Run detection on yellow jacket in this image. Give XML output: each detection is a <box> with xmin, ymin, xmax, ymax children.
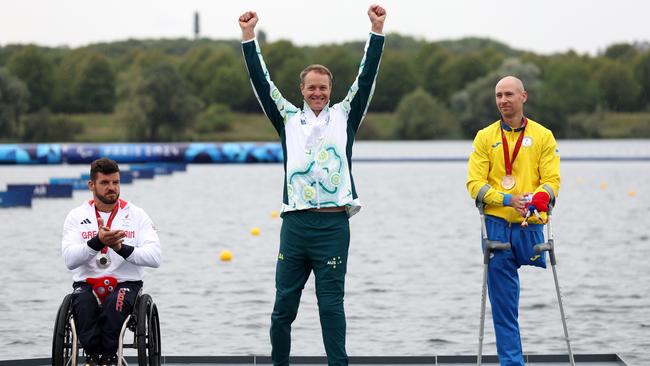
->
<box><xmin>466</xmin><ymin>118</ymin><xmax>560</xmax><ymax>224</ymax></box>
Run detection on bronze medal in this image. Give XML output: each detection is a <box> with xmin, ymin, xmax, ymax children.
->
<box><xmin>500</xmin><ymin>118</ymin><xmax>527</xmax><ymax>191</ymax></box>
<box><xmin>501</xmin><ymin>175</ymin><xmax>516</xmax><ymax>190</ymax></box>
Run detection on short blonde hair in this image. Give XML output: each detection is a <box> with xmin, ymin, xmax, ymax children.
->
<box><xmin>300</xmin><ymin>64</ymin><xmax>333</xmax><ymax>86</ymax></box>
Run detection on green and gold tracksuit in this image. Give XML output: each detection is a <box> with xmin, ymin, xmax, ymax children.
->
<box><xmin>273</xmin><ymin>210</ymin><xmax>350</xmax><ymax>365</ymax></box>
<box><xmin>242</xmin><ymin>32</ymin><xmax>384</xmax><ymax>366</ymax></box>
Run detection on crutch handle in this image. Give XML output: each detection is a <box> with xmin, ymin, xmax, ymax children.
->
<box><xmin>486</xmin><ymin>241</ymin><xmax>511</xmax><ymax>251</ymax></box>
<box><xmin>482</xmin><ymin>240</ymin><xmax>511</xmax><ymax>264</ymax></box>
<box><xmin>534</xmin><ymin>239</ymin><xmax>558</xmax><ymax>265</ymax></box>
<box><xmin>534</xmin><ymin>243</ymin><xmax>552</xmax><ymax>253</ymax></box>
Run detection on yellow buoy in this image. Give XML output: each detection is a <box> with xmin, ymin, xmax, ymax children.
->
<box><xmin>628</xmin><ymin>190</ymin><xmax>636</xmax><ymax>197</ymax></box>
<box><xmin>270</xmin><ymin>210</ymin><xmax>279</xmax><ymax>218</ymax></box>
<box><xmin>219</xmin><ymin>250</ymin><xmax>233</xmax><ymax>262</ymax></box>
<box><xmin>250</xmin><ymin>227</ymin><xmax>261</xmax><ymax>236</ymax></box>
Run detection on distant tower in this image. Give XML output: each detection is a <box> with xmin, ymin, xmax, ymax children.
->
<box><xmin>194</xmin><ymin>11</ymin><xmax>200</xmax><ymax>40</ymax></box>
<box><xmin>258</xmin><ymin>29</ymin><xmax>267</xmax><ymax>45</ymax></box>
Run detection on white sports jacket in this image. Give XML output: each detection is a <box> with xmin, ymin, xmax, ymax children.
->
<box><xmin>242</xmin><ymin>33</ymin><xmax>385</xmax><ymax>217</ymax></box>
<box><xmin>61</xmin><ymin>199</ymin><xmax>161</xmax><ymax>282</ymax></box>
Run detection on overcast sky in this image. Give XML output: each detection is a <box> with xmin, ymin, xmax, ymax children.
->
<box><xmin>1</xmin><ymin>0</ymin><xmax>647</xmax><ymax>55</ymax></box>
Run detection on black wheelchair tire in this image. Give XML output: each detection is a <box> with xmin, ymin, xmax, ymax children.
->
<box><xmin>136</xmin><ymin>294</ymin><xmax>161</xmax><ymax>366</ymax></box>
<box><xmin>149</xmin><ymin>303</ymin><xmax>161</xmax><ymax>365</ymax></box>
<box><xmin>52</xmin><ymin>293</ymin><xmax>76</xmax><ymax>366</ymax></box>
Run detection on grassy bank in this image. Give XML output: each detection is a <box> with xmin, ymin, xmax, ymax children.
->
<box><xmin>6</xmin><ymin>110</ymin><xmax>650</xmax><ymax>143</ymax></box>
<box><xmin>568</xmin><ymin>111</ymin><xmax>650</xmax><ymax>138</ymax></box>
<box><xmin>67</xmin><ymin>112</ymin><xmax>402</xmax><ymax>142</ymax></box>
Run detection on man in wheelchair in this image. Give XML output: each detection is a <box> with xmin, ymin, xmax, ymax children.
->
<box><xmin>61</xmin><ymin>158</ymin><xmax>162</xmax><ymax>366</ymax></box>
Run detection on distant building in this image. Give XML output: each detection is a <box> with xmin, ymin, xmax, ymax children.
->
<box><xmin>194</xmin><ymin>11</ymin><xmax>200</xmax><ymax>40</ymax></box>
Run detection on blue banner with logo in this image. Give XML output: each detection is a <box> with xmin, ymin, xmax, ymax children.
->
<box><xmin>0</xmin><ymin>143</ymin><xmax>284</xmax><ymax>164</ymax></box>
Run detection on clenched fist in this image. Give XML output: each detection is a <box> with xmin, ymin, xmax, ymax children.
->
<box><xmin>368</xmin><ymin>4</ymin><xmax>386</xmax><ymax>34</ymax></box>
<box><xmin>239</xmin><ymin>11</ymin><xmax>258</xmax><ymax>41</ymax></box>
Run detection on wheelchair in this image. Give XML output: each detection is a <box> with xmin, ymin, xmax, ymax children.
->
<box><xmin>52</xmin><ymin>290</ymin><xmax>161</xmax><ymax>366</ymax></box>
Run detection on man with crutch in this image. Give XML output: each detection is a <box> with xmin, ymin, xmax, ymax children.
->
<box><xmin>467</xmin><ymin>76</ymin><xmax>571</xmax><ymax>366</ymax></box>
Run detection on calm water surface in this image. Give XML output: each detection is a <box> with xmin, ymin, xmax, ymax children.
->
<box><xmin>0</xmin><ymin>141</ymin><xmax>648</xmax><ymax>364</ymax></box>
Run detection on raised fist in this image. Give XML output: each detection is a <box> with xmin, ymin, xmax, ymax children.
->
<box><xmin>239</xmin><ymin>11</ymin><xmax>258</xmax><ymax>30</ymax></box>
<box><xmin>368</xmin><ymin>4</ymin><xmax>387</xmax><ymax>33</ymax></box>
<box><xmin>239</xmin><ymin>11</ymin><xmax>258</xmax><ymax>41</ymax></box>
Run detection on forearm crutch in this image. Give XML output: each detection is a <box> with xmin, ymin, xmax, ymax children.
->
<box><xmin>532</xmin><ymin>185</ymin><xmax>576</xmax><ymax>366</ymax></box>
<box><xmin>475</xmin><ymin>185</ymin><xmax>511</xmax><ymax>366</ymax></box>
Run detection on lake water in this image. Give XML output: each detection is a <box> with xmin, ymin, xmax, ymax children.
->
<box><xmin>0</xmin><ymin>140</ymin><xmax>648</xmax><ymax>365</ymax></box>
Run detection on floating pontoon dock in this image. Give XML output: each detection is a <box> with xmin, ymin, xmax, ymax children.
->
<box><xmin>0</xmin><ymin>354</ymin><xmax>629</xmax><ymax>365</ymax></box>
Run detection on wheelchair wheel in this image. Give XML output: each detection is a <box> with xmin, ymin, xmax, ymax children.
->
<box><xmin>136</xmin><ymin>294</ymin><xmax>161</xmax><ymax>366</ymax></box>
<box><xmin>52</xmin><ymin>294</ymin><xmax>78</xmax><ymax>366</ymax></box>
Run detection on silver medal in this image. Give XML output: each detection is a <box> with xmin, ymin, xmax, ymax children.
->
<box><xmin>96</xmin><ymin>252</ymin><xmax>111</xmax><ymax>268</ymax></box>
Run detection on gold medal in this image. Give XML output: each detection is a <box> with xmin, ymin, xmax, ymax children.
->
<box><xmin>501</xmin><ymin>175</ymin><xmax>516</xmax><ymax>190</ymax></box>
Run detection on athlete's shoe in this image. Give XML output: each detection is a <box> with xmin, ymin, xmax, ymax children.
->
<box><xmin>83</xmin><ymin>354</ymin><xmax>100</xmax><ymax>366</ymax></box>
<box><xmin>99</xmin><ymin>354</ymin><xmax>118</xmax><ymax>366</ymax></box>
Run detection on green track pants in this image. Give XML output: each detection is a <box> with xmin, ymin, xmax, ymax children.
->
<box><xmin>271</xmin><ymin>210</ymin><xmax>350</xmax><ymax>366</ymax></box>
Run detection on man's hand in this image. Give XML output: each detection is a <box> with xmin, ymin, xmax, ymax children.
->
<box><xmin>239</xmin><ymin>11</ymin><xmax>258</xmax><ymax>41</ymax></box>
<box><xmin>508</xmin><ymin>194</ymin><xmax>530</xmax><ymax>216</ymax></box>
<box><xmin>368</xmin><ymin>4</ymin><xmax>386</xmax><ymax>34</ymax></box>
<box><xmin>97</xmin><ymin>216</ymin><xmax>126</xmax><ymax>251</ymax></box>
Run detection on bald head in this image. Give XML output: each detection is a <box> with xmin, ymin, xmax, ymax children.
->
<box><xmin>496</xmin><ymin>76</ymin><xmax>525</xmax><ymax>93</ymax></box>
<box><xmin>495</xmin><ymin>75</ymin><xmax>527</xmax><ymax>124</ymax></box>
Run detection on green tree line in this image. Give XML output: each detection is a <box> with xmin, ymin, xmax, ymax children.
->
<box><xmin>1</xmin><ymin>34</ymin><xmax>649</xmax><ymax>142</ymax></box>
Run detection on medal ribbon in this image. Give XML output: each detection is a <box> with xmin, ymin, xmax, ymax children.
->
<box><xmin>500</xmin><ymin>117</ymin><xmax>527</xmax><ymax>176</ymax></box>
<box><xmin>94</xmin><ymin>203</ymin><xmax>119</xmax><ymax>254</ymax></box>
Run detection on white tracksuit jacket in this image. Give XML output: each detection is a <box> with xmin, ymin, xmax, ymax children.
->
<box><xmin>61</xmin><ymin>199</ymin><xmax>161</xmax><ymax>282</ymax></box>
<box><xmin>242</xmin><ymin>33</ymin><xmax>385</xmax><ymax>217</ymax></box>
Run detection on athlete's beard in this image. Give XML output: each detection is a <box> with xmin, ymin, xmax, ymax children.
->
<box><xmin>95</xmin><ymin>189</ymin><xmax>119</xmax><ymax>205</ymax></box>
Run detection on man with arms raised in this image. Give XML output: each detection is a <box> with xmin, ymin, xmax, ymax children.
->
<box><xmin>239</xmin><ymin>5</ymin><xmax>385</xmax><ymax>366</ymax></box>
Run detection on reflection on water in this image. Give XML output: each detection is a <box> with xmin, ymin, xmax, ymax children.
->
<box><xmin>0</xmin><ymin>141</ymin><xmax>648</xmax><ymax>365</ymax></box>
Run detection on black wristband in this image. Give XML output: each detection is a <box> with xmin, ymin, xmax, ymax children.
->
<box><xmin>87</xmin><ymin>235</ymin><xmax>105</xmax><ymax>251</ymax></box>
<box><xmin>116</xmin><ymin>244</ymin><xmax>134</xmax><ymax>259</ymax></box>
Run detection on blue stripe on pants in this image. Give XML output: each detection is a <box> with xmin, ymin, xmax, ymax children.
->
<box><xmin>485</xmin><ymin>215</ymin><xmax>544</xmax><ymax>366</ymax></box>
